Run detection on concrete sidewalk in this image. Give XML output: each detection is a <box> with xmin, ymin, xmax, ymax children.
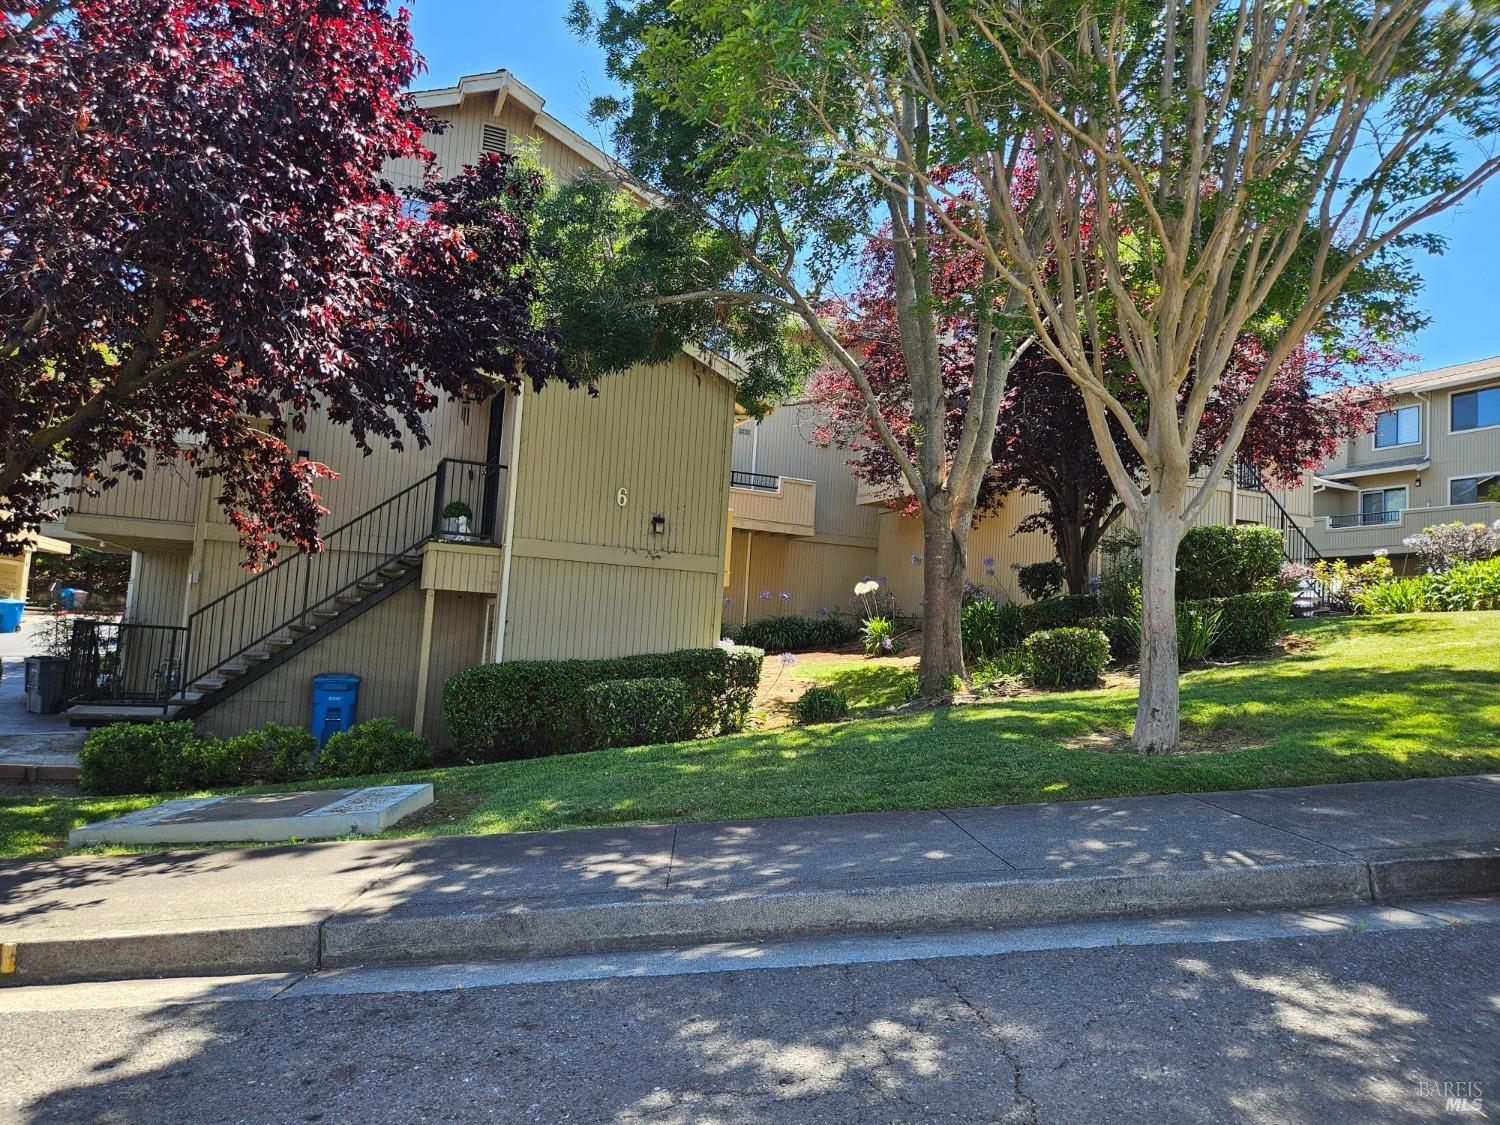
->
<box><xmin>3</xmin><ymin>774</ymin><xmax>1498</xmax><ymax>985</ymax></box>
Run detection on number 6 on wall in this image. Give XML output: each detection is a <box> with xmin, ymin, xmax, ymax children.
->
<box><xmin>616</xmin><ymin>486</ymin><xmax>629</xmax><ymax>508</ymax></box>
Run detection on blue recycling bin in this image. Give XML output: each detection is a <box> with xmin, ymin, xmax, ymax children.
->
<box><xmin>57</xmin><ymin>588</ymin><xmax>77</xmax><ymax>609</ymax></box>
<box><xmin>311</xmin><ymin>673</ymin><xmax>361</xmax><ymax>747</ymax></box>
<box><xmin>0</xmin><ymin>599</ymin><xmax>23</xmax><ymax>633</ymax></box>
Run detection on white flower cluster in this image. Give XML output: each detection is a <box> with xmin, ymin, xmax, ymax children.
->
<box><xmin>853</xmin><ymin>579</ymin><xmax>881</xmax><ymax>596</ymax></box>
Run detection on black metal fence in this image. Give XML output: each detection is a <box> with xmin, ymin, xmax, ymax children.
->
<box><xmin>730</xmin><ymin>470</ymin><xmax>780</xmax><ymax>492</ymax></box>
<box><xmin>1327</xmin><ymin>510</ymin><xmax>1402</xmax><ymax>529</ymax></box>
<box><xmin>65</xmin><ymin>619</ymin><xmax>188</xmax><ymax>706</ymax></box>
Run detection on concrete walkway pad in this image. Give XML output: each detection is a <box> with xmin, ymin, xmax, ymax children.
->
<box><xmin>67</xmin><ymin>784</ymin><xmax>433</xmax><ymax>846</ymax></box>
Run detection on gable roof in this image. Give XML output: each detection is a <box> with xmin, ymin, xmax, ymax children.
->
<box><xmin>1378</xmin><ymin>355</ymin><xmax>1500</xmax><ymax>396</ymax></box>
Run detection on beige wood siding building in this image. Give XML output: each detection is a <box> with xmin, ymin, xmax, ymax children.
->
<box><xmin>1308</xmin><ymin>357</ymin><xmax>1500</xmax><ymax>564</ymax></box>
<box><xmin>57</xmin><ymin>70</ymin><xmax>743</xmax><ymax>746</ymax></box>
<box><xmin>724</xmin><ymin>400</ymin><xmax>880</xmax><ymax>625</ymax></box>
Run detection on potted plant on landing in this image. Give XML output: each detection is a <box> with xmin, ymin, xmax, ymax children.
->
<box><xmin>440</xmin><ymin>500</ymin><xmax>473</xmax><ymax>538</ymax></box>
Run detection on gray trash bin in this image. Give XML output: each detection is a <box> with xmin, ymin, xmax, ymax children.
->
<box><xmin>24</xmin><ymin>656</ymin><xmax>69</xmax><ymax>714</ymax></box>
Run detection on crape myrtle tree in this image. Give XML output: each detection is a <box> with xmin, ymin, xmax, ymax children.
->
<box><xmin>569</xmin><ymin>0</ymin><xmax>1058</xmax><ymax>697</ymax></box>
<box><xmin>1</xmin><ymin>0</ymin><xmax>574</xmax><ymax>563</ymax></box>
<box><xmin>954</xmin><ymin>0</ymin><xmax>1500</xmax><ymax>750</ymax></box>
<box><xmin>810</xmin><ymin>231</ymin><xmax>1398</xmax><ymax>594</ymax></box>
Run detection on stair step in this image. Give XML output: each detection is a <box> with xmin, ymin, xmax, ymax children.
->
<box><xmin>193</xmin><ymin>676</ymin><xmax>228</xmax><ymax>692</ymax></box>
<box><xmin>335</xmin><ymin>592</ymin><xmax>364</xmax><ymax>607</ymax></box>
<box><xmin>169</xmin><ymin>691</ymin><xmax>205</xmax><ymax>705</ymax></box>
<box><xmin>378</xmin><ymin>566</ymin><xmax>405</xmax><ymax>579</ymax></box>
<box><xmin>400</xmin><ymin>554</ymin><xmax>422</xmax><ymax>566</ymax></box>
<box><xmin>312</xmin><ymin>607</ymin><xmax>340</xmax><ymax>621</ymax></box>
<box><xmin>243</xmin><ymin>650</ymin><xmax>270</xmax><ymax>664</ymax></box>
<box><xmin>220</xmin><ymin>663</ymin><xmax>249</xmax><ymax>677</ymax></box>
<box><xmin>266</xmin><ymin>635</ymin><xmax>295</xmax><ymax>649</ymax></box>
<box><xmin>357</xmin><ymin>580</ymin><xmax>383</xmax><ymax>593</ymax></box>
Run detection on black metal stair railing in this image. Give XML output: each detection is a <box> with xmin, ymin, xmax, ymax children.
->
<box><xmin>180</xmin><ymin>458</ymin><xmax>503</xmax><ymax>703</ymax></box>
<box><xmin>1231</xmin><ymin>461</ymin><xmax>1330</xmax><ymax>606</ymax></box>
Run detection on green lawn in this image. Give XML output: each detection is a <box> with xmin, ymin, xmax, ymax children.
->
<box><xmin>797</xmin><ymin>658</ymin><xmax>918</xmax><ymax>710</ymax></box>
<box><xmin>4</xmin><ymin>612</ymin><xmax>1499</xmax><ymax>860</ymax></box>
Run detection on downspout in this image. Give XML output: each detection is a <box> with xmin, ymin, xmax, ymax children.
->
<box><xmin>1414</xmin><ymin>389</ymin><xmax>1432</xmax><ymax>508</ymax></box>
<box><xmin>741</xmin><ymin>530</ymin><xmax>753</xmax><ymax>627</ymax></box>
<box><xmin>490</xmin><ymin>389</ymin><xmax>525</xmax><ymax>663</ymax></box>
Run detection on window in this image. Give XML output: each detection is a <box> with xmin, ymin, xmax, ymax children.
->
<box><xmin>1373</xmin><ymin>405</ymin><xmax>1420</xmax><ymax>448</ymax></box>
<box><xmin>1360</xmin><ymin>487</ymin><xmax>1408</xmax><ymax>524</ymax></box>
<box><xmin>1451</xmin><ymin>385</ymin><xmax>1500</xmax><ymax>433</ymax></box>
<box><xmin>481</xmin><ymin>125</ymin><xmax>510</xmax><ymax>155</ymax></box>
<box><xmin>1450</xmin><ymin>473</ymin><xmax>1500</xmax><ymax>505</ymax></box>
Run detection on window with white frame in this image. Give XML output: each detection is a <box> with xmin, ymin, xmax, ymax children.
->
<box><xmin>1451</xmin><ymin>385</ymin><xmax>1500</xmax><ymax>433</ymax></box>
<box><xmin>1450</xmin><ymin>473</ymin><xmax>1500</xmax><ymax>505</ymax></box>
<box><xmin>1373</xmin><ymin>405</ymin><xmax>1420</xmax><ymax>449</ymax></box>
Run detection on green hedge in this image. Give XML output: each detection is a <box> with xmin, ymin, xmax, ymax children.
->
<box><xmin>1079</xmin><ymin>614</ymin><xmax>1140</xmax><ymax>663</ymax></box>
<box><xmin>1182</xmin><ymin>591</ymin><xmax>1293</xmax><ymax>658</ymax></box>
<box><xmin>1176</xmin><ymin>525</ymin><xmax>1284</xmax><ymax>599</ymax></box>
<box><xmin>443</xmin><ymin>645</ymin><xmax>764</xmax><ymax>762</ymax></box>
<box><xmin>792</xmin><ymin>685</ymin><xmax>851</xmax><ymax>725</ymax></box>
<box><xmin>316</xmin><ymin>717</ymin><xmax>432</xmax><ymax>778</ymax></box>
<box><xmin>78</xmin><ymin>717</ymin><xmax>427</xmax><ymax>795</ymax></box>
<box><xmin>729</xmin><ymin>614</ymin><xmax>857</xmax><ymax>652</ymax></box>
<box><xmin>79</xmin><ymin>721</ymin><xmax>230</xmax><ymax>795</ymax></box>
<box><xmin>1017</xmin><ymin>561</ymin><xmax>1065</xmax><ymax>602</ymax></box>
<box><xmin>1019</xmin><ymin>627</ymin><xmax>1111</xmax><ymax>689</ymax></box>
<box><xmin>1019</xmin><ymin>594</ymin><xmax>1101</xmax><ymax>634</ymax></box>
<box><xmin>581</xmin><ymin>677</ymin><xmax>693</xmax><ymax>749</ymax></box>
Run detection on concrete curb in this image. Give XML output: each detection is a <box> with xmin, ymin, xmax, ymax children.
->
<box><xmin>10</xmin><ymin>849</ymin><xmax>1499</xmax><ymax>986</ymax></box>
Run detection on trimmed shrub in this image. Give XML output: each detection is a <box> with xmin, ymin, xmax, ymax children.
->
<box><xmin>315</xmin><ymin>717</ymin><xmax>431</xmax><ymax>779</ymax></box>
<box><xmin>1019</xmin><ymin>627</ymin><xmax>1110</xmax><ymax>689</ymax></box>
<box><xmin>1079</xmin><ymin>614</ymin><xmax>1140</xmax><ymax>663</ymax></box>
<box><xmin>1019</xmin><ymin>594</ymin><xmax>1100</xmax><ymax>634</ymax></box>
<box><xmin>1182</xmin><ymin>591</ymin><xmax>1294</xmax><ymax>658</ymax></box>
<box><xmin>220</xmin><ymin>722</ymin><xmax>319</xmax><ymax>782</ymax></box>
<box><xmin>1176</xmin><ymin>525</ymin><xmax>1284</xmax><ymax>599</ymax></box>
<box><xmin>1424</xmin><ymin>555</ymin><xmax>1500</xmax><ymax>611</ymax></box>
<box><xmin>792</xmin><ymin>685</ymin><xmax>851</xmax><ymax>725</ymax></box>
<box><xmin>1016</xmin><ymin>561</ymin><xmax>1065</xmax><ymax>602</ymax></box>
<box><xmin>79</xmin><ymin>721</ymin><xmax>233</xmax><ymax>795</ymax></box>
<box><xmin>443</xmin><ymin>645</ymin><xmax>764</xmax><ymax>762</ymax></box>
<box><xmin>730</xmin><ymin>614</ymin><xmax>857</xmax><ymax>652</ymax></box>
<box><xmin>961</xmin><ymin>597</ymin><xmax>1024</xmax><ymax>661</ymax></box>
<box><xmin>581</xmin><ymin>677</ymin><xmax>692</xmax><ymax>749</ymax></box>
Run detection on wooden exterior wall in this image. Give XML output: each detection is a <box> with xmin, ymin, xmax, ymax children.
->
<box><xmin>502</xmin><ymin>352</ymin><xmax>737</xmax><ymax>661</ymax></box>
<box><xmin>724</xmin><ymin>400</ymin><xmax>880</xmax><ymax>624</ymax></box>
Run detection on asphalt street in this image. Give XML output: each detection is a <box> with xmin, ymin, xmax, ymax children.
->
<box><xmin>3</xmin><ymin>907</ymin><xmax>1497</xmax><ymax>1124</ymax></box>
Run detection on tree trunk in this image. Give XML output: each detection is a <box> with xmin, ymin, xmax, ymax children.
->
<box><xmin>1133</xmin><ymin>497</ymin><xmax>1186</xmax><ymax>753</ymax></box>
<box><xmin>916</xmin><ymin>504</ymin><xmax>968</xmax><ymax>697</ymax></box>
<box><xmin>1058</xmin><ymin>522</ymin><xmax>1090</xmax><ymax>595</ymax></box>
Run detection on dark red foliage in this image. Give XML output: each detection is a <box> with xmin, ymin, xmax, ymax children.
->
<box><xmin>1</xmin><ymin>0</ymin><xmax>572</xmax><ymax>562</ymax></box>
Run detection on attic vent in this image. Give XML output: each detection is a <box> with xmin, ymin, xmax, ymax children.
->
<box><xmin>481</xmin><ymin>125</ymin><xmax>510</xmax><ymax>154</ymax></box>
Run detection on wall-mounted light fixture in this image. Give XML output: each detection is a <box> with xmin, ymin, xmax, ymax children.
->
<box><xmin>1414</xmin><ymin>477</ymin><xmax>1422</xmax><ymax>488</ymax></box>
<box><xmin>650</xmin><ymin>513</ymin><xmax>667</xmax><ymax>535</ymax></box>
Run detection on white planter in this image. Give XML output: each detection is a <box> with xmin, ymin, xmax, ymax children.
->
<box><xmin>441</xmin><ymin>516</ymin><xmax>471</xmax><ymax>536</ymax></box>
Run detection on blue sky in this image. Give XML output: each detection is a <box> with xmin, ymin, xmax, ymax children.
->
<box><xmin>407</xmin><ymin>0</ymin><xmax>1499</xmax><ymax>373</ymax></box>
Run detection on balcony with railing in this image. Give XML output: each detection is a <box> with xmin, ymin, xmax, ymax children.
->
<box><xmin>729</xmin><ymin>472</ymin><xmax>816</xmax><ymax>537</ymax></box>
<box><xmin>1306</xmin><ymin>502</ymin><xmax>1500</xmax><ymax>557</ymax></box>
<box><xmin>65</xmin><ymin>457</ymin><xmax>202</xmax><ymax>547</ymax></box>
